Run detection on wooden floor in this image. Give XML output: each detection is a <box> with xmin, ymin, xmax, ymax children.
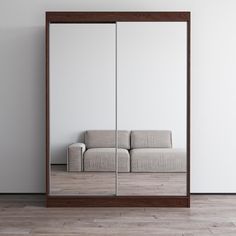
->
<box><xmin>0</xmin><ymin>195</ymin><xmax>236</xmax><ymax>235</ymax></box>
<box><xmin>50</xmin><ymin>165</ymin><xmax>186</xmax><ymax>196</ymax></box>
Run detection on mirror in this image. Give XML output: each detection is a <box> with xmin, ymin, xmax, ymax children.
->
<box><xmin>117</xmin><ymin>22</ymin><xmax>187</xmax><ymax>196</ymax></box>
<box><xmin>48</xmin><ymin>21</ymin><xmax>188</xmax><ymax>197</ymax></box>
<box><xmin>49</xmin><ymin>24</ymin><xmax>116</xmax><ymax>195</ymax></box>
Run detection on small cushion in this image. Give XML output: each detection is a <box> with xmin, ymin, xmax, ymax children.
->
<box><xmin>84</xmin><ymin>148</ymin><xmax>130</xmax><ymax>172</ymax></box>
<box><xmin>131</xmin><ymin>130</ymin><xmax>172</xmax><ymax>149</ymax></box>
<box><xmin>85</xmin><ymin>130</ymin><xmax>130</xmax><ymax>149</ymax></box>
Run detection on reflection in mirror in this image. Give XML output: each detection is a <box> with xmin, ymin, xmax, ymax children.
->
<box><xmin>49</xmin><ymin>21</ymin><xmax>187</xmax><ymax>197</ymax></box>
<box><xmin>117</xmin><ymin>22</ymin><xmax>187</xmax><ymax>196</ymax></box>
<box><xmin>49</xmin><ymin>24</ymin><xmax>116</xmax><ymax>195</ymax></box>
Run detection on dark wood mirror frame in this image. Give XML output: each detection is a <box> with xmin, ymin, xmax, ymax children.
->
<box><xmin>46</xmin><ymin>11</ymin><xmax>191</xmax><ymax>207</ymax></box>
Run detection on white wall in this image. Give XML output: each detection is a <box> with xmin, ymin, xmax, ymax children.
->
<box><xmin>117</xmin><ymin>22</ymin><xmax>186</xmax><ymax>149</ymax></box>
<box><xmin>50</xmin><ymin>24</ymin><xmax>115</xmax><ymax>163</ymax></box>
<box><xmin>50</xmin><ymin>22</ymin><xmax>186</xmax><ymax>165</ymax></box>
<box><xmin>1</xmin><ymin>0</ymin><xmax>236</xmax><ymax>193</ymax></box>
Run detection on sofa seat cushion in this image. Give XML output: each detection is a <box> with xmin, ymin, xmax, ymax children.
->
<box><xmin>84</xmin><ymin>148</ymin><xmax>130</xmax><ymax>172</ymax></box>
<box><xmin>131</xmin><ymin>130</ymin><xmax>172</xmax><ymax>149</ymax></box>
<box><xmin>85</xmin><ymin>130</ymin><xmax>130</xmax><ymax>149</ymax></box>
<box><xmin>131</xmin><ymin>148</ymin><xmax>186</xmax><ymax>172</ymax></box>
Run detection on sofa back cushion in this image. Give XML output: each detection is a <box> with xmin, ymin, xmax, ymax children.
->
<box><xmin>85</xmin><ymin>130</ymin><xmax>130</xmax><ymax>149</ymax></box>
<box><xmin>131</xmin><ymin>130</ymin><xmax>172</xmax><ymax>149</ymax></box>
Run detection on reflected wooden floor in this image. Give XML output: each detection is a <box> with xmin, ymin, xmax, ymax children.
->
<box><xmin>1</xmin><ymin>195</ymin><xmax>236</xmax><ymax>235</ymax></box>
<box><xmin>50</xmin><ymin>165</ymin><xmax>186</xmax><ymax>196</ymax></box>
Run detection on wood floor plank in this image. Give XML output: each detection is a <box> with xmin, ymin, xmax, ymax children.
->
<box><xmin>50</xmin><ymin>165</ymin><xmax>186</xmax><ymax>196</ymax></box>
<box><xmin>1</xmin><ymin>195</ymin><xmax>236</xmax><ymax>235</ymax></box>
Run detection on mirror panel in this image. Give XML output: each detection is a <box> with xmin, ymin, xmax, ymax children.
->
<box><xmin>49</xmin><ymin>24</ymin><xmax>116</xmax><ymax>195</ymax></box>
<box><xmin>117</xmin><ymin>22</ymin><xmax>187</xmax><ymax>196</ymax></box>
<box><xmin>48</xmin><ymin>21</ymin><xmax>188</xmax><ymax>197</ymax></box>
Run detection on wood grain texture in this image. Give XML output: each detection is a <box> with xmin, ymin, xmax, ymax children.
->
<box><xmin>47</xmin><ymin>196</ymin><xmax>189</xmax><ymax>207</ymax></box>
<box><xmin>46</xmin><ymin>12</ymin><xmax>190</xmax><ymax>23</ymax></box>
<box><xmin>0</xmin><ymin>195</ymin><xmax>236</xmax><ymax>235</ymax></box>
<box><xmin>50</xmin><ymin>165</ymin><xmax>186</xmax><ymax>196</ymax></box>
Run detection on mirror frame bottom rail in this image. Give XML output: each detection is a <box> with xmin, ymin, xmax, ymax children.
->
<box><xmin>47</xmin><ymin>196</ymin><xmax>190</xmax><ymax>207</ymax></box>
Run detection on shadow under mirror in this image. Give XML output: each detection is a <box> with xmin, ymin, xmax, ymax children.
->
<box><xmin>116</xmin><ymin>22</ymin><xmax>187</xmax><ymax>196</ymax></box>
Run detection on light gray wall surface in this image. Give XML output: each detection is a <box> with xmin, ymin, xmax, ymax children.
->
<box><xmin>117</xmin><ymin>22</ymin><xmax>187</xmax><ymax>149</ymax></box>
<box><xmin>1</xmin><ymin>0</ymin><xmax>236</xmax><ymax>193</ymax></box>
<box><xmin>50</xmin><ymin>24</ymin><xmax>116</xmax><ymax>164</ymax></box>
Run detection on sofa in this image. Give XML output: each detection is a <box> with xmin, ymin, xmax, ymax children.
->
<box><xmin>68</xmin><ymin>130</ymin><xmax>130</xmax><ymax>172</ymax></box>
<box><xmin>67</xmin><ymin>130</ymin><xmax>186</xmax><ymax>173</ymax></box>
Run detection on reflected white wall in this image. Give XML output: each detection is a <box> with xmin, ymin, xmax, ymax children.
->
<box><xmin>117</xmin><ymin>22</ymin><xmax>186</xmax><ymax>148</ymax></box>
<box><xmin>50</xmin><ymin>24</ymin><xmax>116</xmax><ymax>163</ymax></box>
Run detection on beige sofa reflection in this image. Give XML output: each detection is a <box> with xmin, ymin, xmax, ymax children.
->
<box><xmin>67</xmin><ymin>130</ymin><xmax>186</xmax><ymax>173</ymax></box>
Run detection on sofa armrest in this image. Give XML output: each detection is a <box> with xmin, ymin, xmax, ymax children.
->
<box><xmin>67</xmin><ymin>143</ymin><xmax>86</xmax><ymax>172</ymax></box>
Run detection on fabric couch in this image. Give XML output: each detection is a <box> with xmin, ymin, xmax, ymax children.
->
<box><xmin>67</xmin><ymin>130</ymin><xmax>186</xmax><ymax>173</ymax></box>
<box><xmin>68</xmin><ymin>130</ymin><xmax>130</xmax><ymax>172</ymax></box>
<box><xmin>130</xmin><ymin>130</ymin><xmax>186</xmax><ymax>172</ymax></box>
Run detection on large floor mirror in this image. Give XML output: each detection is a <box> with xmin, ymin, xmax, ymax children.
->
<box><xmin>46</xmin><ymin>12</ymin><xmax>190</xmax><ymax>207</ymax></box>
